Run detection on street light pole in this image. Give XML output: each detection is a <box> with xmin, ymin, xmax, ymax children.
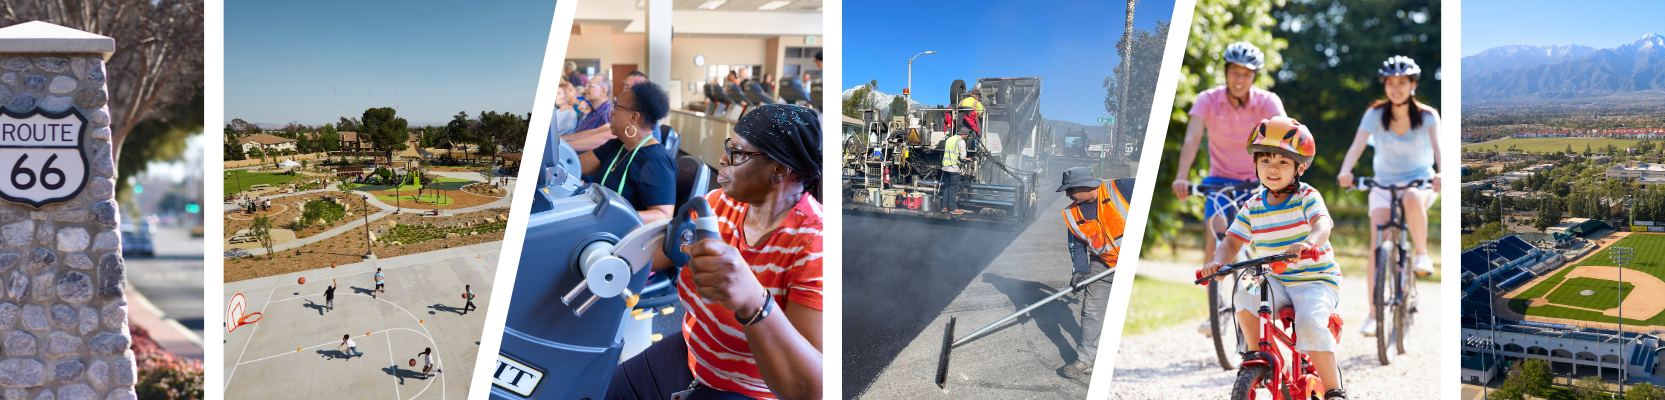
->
<box><xmin>908</xmin><ymin>51</ymin><xmax>937</xmax><ymax>101</ymax></box>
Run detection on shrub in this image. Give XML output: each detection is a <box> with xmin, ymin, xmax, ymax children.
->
<box><xmin>131</xmin><ymin>325</ymin><xmax>204</xmax><ymax>400</ymax></box>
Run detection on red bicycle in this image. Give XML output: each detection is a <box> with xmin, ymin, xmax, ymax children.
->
<box><xmin>1196</xmin><ymin>253</ymin><xmax>1344</xmax><ymax>400</ymax></box>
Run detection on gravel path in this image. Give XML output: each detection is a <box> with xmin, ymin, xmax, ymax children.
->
<box><xmin>1106</xmin><ymin>260</ymin><xmax>1441</xmax><ymax>399</ymax></box>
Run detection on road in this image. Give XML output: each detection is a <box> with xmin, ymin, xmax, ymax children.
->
<box><xmin>1106</xmin><ymin>260</ymin><xmax>1442</xmax><ymax>399</ymax></box>
<box><xmin>128</xmin><ymin>225</ymin><xmax>206</xmax><ymax>338</ymax></box>
<box><xmin>844</xmin><ymin>158</ymin><xmax>1112</xmax><ymax>399</ymax></box>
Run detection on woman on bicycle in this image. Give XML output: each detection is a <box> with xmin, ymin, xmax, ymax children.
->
<box><xmin>1336</xmin><ymin>55</ymin><xmax>1440</xmax><ymax>336</ymax></box>
<box><xmin>1172</xmin><ymin>41</ymin><xmax>1287</xmax><ymax>335</ymax></box>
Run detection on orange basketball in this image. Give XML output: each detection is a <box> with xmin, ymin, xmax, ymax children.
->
<box><xmin>409</xmin><ymin>359</ymin><xmax>416</xmax><ymax>367</ymax></box>
<box><xmin>298</xmin><ymin>277</ymin><xmax>306</xmax><ymax>284</ymax></box>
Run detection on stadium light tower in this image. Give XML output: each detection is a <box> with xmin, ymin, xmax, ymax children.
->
<box><xmin>1610</xmin><ymin>246</ymin><xmax>1634</xmax><ymax>392</ymax></box>
<box><xmin>1481</xmin><ymin>239</ymin><xmax>1501</xmax><ymax>396</ymax></box>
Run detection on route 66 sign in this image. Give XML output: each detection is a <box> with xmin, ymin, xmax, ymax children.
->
<box><xmin>0</xmin><ymin>108</ymin><xmax>88</xmax><ymax>207</ymax></box>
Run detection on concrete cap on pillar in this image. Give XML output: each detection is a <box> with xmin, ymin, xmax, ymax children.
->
<box><xmin>0</xmin><ymin>21</ymin><xmax>116</xmax><ymax>60</ymax></box>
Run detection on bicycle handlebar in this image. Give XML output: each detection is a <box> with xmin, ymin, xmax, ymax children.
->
<box><xmin>1348</xmin><ymin>177</ymin><xmax>1429</xmax><ymax>192</ymax></box>
<box><xmin>1187</xmin><ymin>181</ymin><xmax>1261</xmax><ymax>194</ymax></box>
<box><xmin>1193</xmin><ymin>253</ymin><xmax>1299</xmax><ymax>285</ymax></box>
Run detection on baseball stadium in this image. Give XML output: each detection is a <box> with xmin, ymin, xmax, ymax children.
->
<box><xmin>1461</xmin><ymin>222</ymin><xmax>1665</xmax><ymax>386</ymax></box>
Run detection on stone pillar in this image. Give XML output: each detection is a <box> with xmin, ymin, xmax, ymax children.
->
<box><xmin>0</xmin><ymin>22</ymin><xmax>133</xmax><ymax>400</ymax></box>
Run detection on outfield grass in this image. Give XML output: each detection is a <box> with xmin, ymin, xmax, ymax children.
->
<box><xmin>1514</xmin><ymin>234</ymin><xmax>1665</xmax><ymax>325</ymax></box>
<box><xmin>1122</xmin><ymin>276</ymin><xmax>1208</xmax><ymax>336</ymax></box>
<box><xmin>1543</xmin><ymin>277</ymin><xmax>1633</xmax><ymax>310</ymax></box>
<box><xmin>224</xmin><ymin>170</ymin><xmax>307</xmax><ymax>195</ymax></box>
<box><xmin>1462</xmin><ymin>137</ymin><xmax>1645</xmax><ymax>153</ymax></box>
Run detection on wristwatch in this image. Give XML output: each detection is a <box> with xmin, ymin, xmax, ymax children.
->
<box><xmin>736</xmin><ymin>291</ymin><xmax>774</xmax><ymax>327</ymax></box>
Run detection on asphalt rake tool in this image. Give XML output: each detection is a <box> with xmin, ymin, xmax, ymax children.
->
<box><xmin>934</xmin><ymin>265</ymin><xmax>1116</xmax><ymax>388</ymax></box>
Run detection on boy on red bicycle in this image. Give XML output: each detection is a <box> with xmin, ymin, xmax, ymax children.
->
<box><xmin>1199</xmin><ymin>117</ymin><xmax>1345</xmax><ymax>400</ymax></box>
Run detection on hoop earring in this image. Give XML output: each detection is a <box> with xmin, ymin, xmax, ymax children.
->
<box><xmin>625</xmin><ymin>125</ymin><xmax>638</xmax><ymax>138</ymax></box>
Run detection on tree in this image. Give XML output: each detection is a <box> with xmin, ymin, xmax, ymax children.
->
<box><xmin>360</xmin><ymin>107</ymin><xmax>408</xmax><ymax>162</ymax></box>
<box><xmin>1104</xmin><ymin>20</ymin><xmax>1170</xmax><ymax>163</ymax></box>
<box><xmin>1572</xmin><ymin>375</ymin><xmax>1608</xmax><ymax>400</ymax></box>
<box><xmin>317</xmin><ymin>123</ymin><xmax>342</xmax><ymax>152</ymax></box>
<box><xmin>1535</xmin><ymin>196</ymin><xmax>1563</xmax><ymax>232</ymax></box>
<box><xmin>842</xmin><ymin>79</ymin><xmax>880</xmax><ymax>119</ymax></box>
<box><xmin>251</xmin><ymin>216</ymin><xmax>274</xmax><ymax>260</ymax></box>
<box><xmin>1626</xmin><ymin>383</ymin><xmax>1663</xmax><ymax>400</ymax></box>
<box><xmin>1520</xmin><ymin>357</ymin><xmax>1554</xmax><ymax>396</ymax></box>
<box><xmin>1144</xmin><ymin>0</ymin><xmax>1286</xmax><ymax>254</ymax></box>
<box><xmin>887</xmin><ymin>95</ymin><xmax>908</xmax><ymax>121</ymax></box>
<box><xmin>0</xmin><ymin>0</ymin><xmax>204</xmax><ymax>159</ymax></box>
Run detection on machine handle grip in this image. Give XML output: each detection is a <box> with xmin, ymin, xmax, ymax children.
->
<box><xmin>664</xmin><ymin>196</ymin><xmax>720</xmax><ymax>267</ymax></box>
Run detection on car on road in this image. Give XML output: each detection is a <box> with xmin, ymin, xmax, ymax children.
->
<box><xmin>120</xmin><ymin>224</ymin><xmax>153</xmax><ymax>257</ymax></box>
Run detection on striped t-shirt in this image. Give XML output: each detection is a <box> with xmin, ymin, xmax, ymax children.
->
<box><xmin>678</xmin><ymin>189</ymin><xmax>824</xmax><ymax>399</ymax></box>
<box><xmin>1225</xmin><ymin>183</ymin><xmax>1340</xmax><ymax>289</ymax></box>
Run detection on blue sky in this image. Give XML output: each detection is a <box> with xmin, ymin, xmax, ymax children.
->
<box><xmin>226</xmin><ymin>0</ymin><xmax>556</xmax><ymax>127</ymax></box>
<box><xmin>1464</xmin><ymin>0</ymin><xmax>1665</xmax><ymax>56</ymax></box>
<box><xmin>844</xmin><ymin>0</ymin><xmax>1176</xmax><ymax>126</ymax></box>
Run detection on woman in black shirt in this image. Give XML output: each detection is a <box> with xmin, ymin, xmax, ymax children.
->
<box><xmin>580</xmin><ymin>81</ymin><xmax>676</xmax><ymax>223</ymax></box>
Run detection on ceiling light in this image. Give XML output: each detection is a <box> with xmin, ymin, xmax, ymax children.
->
<box><xmin>757</xmin><ymin>1</ymin><xmax>791</xmax><ymax>10</ymax></box>
<box><xmin>697</xmin><ymin>0</ymin><xmax>727</xmax><ymax>9</ymax></box>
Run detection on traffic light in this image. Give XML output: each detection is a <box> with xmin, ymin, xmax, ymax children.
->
<box><xmin>185</xmin><ymin>203</ymin><xmax>199</xmax><ymax>214</ymax></box>
<box><xmin>133</xmin><ymin>184</ymin><xmax>143</xmax><ymax>194</ymax></box>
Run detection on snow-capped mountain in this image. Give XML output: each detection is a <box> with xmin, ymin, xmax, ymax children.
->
<box><xmin>841</xmin><ymin>86</ymin><xmax>928</xmax><ymax>110</ymax></box>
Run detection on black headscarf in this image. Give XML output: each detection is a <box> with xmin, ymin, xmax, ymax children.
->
<box><xmin>734</xmin><ymin>104</ymin><xmax>822</xmax><ymax>198</ymax></box>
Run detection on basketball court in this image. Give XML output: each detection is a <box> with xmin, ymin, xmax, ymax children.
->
<box><xmin>223</xmin><ymin>241</ymin><xmax>502</xmax><ymax>400</ymax></box>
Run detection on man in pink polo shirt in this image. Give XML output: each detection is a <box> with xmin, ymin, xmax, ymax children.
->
<box><xmin>1169</xmin><ymin>42</ymin><xmax>1287</xmax><ymax>335</ymax></box>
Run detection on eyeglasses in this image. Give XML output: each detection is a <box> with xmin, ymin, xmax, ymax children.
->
<box><xmin>723</xmin><ymin>138</ymin><xmax>767</xmax><ymax>166</ymax></box>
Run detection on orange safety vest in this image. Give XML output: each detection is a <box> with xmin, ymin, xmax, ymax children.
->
<box><xmin>1062</xmin><ymin>180</ymin><xmax>1129</xmax><ymax>267</ymax></box>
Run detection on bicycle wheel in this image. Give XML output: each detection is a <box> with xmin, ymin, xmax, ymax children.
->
<box><xmin>1208</xmin><ymin>277</ymin><xmax>1243</xmax><ymax>370</ymax></box>
<box><xmin>1394</xmin><ymin>239</ymin><xmax>1413</xmax><ymax>356</ymax></box>
<box><xmin>1230</xmin><ymin>364</ymin><xmax>1271</xmax><ymax>400</ymax></box>
<box><xmin>1374</xmin><ymin>232</ymin><xmax>1401</xmax><ymax>365</ymax></box>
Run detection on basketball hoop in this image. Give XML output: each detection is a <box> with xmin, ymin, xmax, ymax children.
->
<box><xmin>227</xmin><ymin>293</ymin><xmax>264</xmax><ymax>333</ymax></box>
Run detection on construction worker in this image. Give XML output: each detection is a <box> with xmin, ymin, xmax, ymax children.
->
<box><xmin>958</xmin><ymin>88</ymin><xmax>984</xmax><ymax>136</ymax></box>
<box><xmin>1057</xmin><ymin>166</ymin><xmax>1132</xmax><ymax>380</ymax></box>
<box><xmin>941</xmin><ymin>127</ymin><xmax>970</xmax><ymax>215</ymax></box>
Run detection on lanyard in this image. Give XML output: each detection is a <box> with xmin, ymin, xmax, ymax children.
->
<box><xmin>603</xmin><ymin>137</ymin><xmax>650</xmax><ymax>196</ymax></box>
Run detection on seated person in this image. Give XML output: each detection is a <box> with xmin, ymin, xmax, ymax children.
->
<box><xmin>579</xmin><ymin>81</ymin><xmax>676</xmax><ymax>223</ymax></box>
<box><xmin>606</xmin><ymin>104</ymin><xmax>823</xmax><ymax>400</ymax></box>
<box><xmin>551</xmin><ymin>81</ymin><xmax>580</xmax><ymax>137</ymax></box>
<box><xmin>567</xmin><ymin>76</ymin><xmax>617</xmax><ymax>152</ymax></box>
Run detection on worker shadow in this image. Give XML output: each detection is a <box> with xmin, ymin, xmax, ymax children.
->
<box><xmin>382</xmin><ymin>365</ymin><xmax>426</xmax><ymax>385</ymax></box>
<box><xmin>978</xmin><ymin>272</ymin><xmax>1082</xmax><ymax>363</ymax></box>
<box><xmin>429</xmin><ymin>304</ymin><xmax>465</xmax><ymax>315</ymax></box>
<box><xmin>302</xmin><ymin>300</ymin><xmax>326</xmax><ymax>316</ymax></box>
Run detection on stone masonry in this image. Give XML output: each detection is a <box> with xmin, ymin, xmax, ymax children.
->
<box><xmin>0</xmin><ymin>22</ymin><xmax>133</xmax><ymax>400</ymax></box>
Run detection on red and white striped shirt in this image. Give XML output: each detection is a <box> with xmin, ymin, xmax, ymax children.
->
<box><xmin>678</xmin><ymin>189</ymin><xmax>824</xmax><ymax>399</ymax></box>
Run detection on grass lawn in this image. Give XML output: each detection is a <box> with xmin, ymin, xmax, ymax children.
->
<box><xmin>1462</xmin><ymin>137</ymin><xmax>1644</xmax><ymax>153</ymax></box>
<box><xmin>347</xmin><ymin>177</ymin><xmax>474</xmax><ymax>193</ymax></box>
<box><xmin>376</xmin><ymin>193</ymin><xmax>454</xmax><ymax>205</ymax></box>
<box><xmin>224</xmin><ymin>170</ymin><xmax>307</xmax><ymax>195</ymax></box>
<box><xmin>1122</xmin><ymin>276</ymin><xmax>1208</xmax><ymax>336</ymax></box>
<box><xmin>1543</xmin><ymin>277</ymin><xmax>1633</xmax><ymax>310</ymax></box>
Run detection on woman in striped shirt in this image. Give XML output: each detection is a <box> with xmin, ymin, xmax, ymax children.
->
<box><xmin>608</xmin><ymin>104</ymin><xmax>823</xmax><ymax>400</ymax></box>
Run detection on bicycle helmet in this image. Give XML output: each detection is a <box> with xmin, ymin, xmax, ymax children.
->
<box><xmin>1245</xmin><ymin>116</ymin><xmax>1316</xmax><ymax>164</ymax></box>
<box><xmin>1223</xmin><ymin>42</ymin><xmax>1266</xmax><ymax>71</ymax></box>
<box><xmin>1378</xmin><ymin>55</ymin><xmax>1421</xmax><ymax>81</ymax></box>
<box><xmin>1246</xmin><ymin>116</ymin><xmax>1316</xmax><ymax>195</ymax></box>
